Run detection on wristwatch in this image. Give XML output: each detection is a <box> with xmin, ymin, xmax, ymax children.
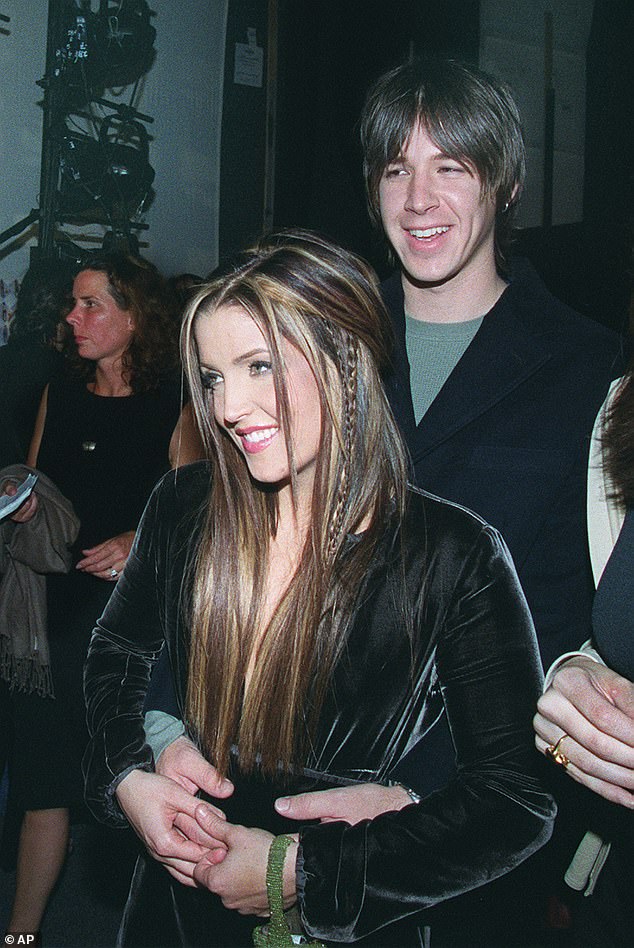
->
<box><xmin>388</xmin><ymin>780</ymin><xmax>422</xmax><ymax>805</ymax></box>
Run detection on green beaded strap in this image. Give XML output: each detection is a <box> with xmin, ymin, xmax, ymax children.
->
<box><xmin>252</xmin><ymin>835</ymin><xmax>325</xmax><ymax>948</ymax></box>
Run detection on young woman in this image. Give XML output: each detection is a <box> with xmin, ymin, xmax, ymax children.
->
<box><xmin>84</xmin><ymin>231</ymin><xmax>554</xmax><ymax>947</ymax></box>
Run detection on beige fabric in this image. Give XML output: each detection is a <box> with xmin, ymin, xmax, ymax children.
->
<box><xmin>564</xmin><ymin>830</ymin><xmax>612</xmax><ymax>896</ymax></box>
<box><xmin>586</xmin><ymin>378</ymin><xmax>626</xmax><ymax>585</ymax></box>
<box><xmin>0</xmin><ymin>463</ymin><xmax>80</xmax><ymax>696</ymax></box>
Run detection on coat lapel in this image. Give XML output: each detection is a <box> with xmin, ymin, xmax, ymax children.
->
<box><xmin>383</xmin><ymin>272</ymin><xmax>554</xmax><ymax>465</ymax></box>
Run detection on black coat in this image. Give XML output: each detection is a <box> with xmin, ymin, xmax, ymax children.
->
<box><xmin>84</xmin><ymin>463</ymin><xmax>554</xmax><ymax>947</ymax></box>
<box><xmin>382</xmin><ymin>261</ymin><xmax>625</xmax><ymax>672</ymax></box>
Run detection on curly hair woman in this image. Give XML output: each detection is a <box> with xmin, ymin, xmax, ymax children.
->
<box><xmin>4</xmin><ymin>252</ymin><xmax>202</xmax><ymax>935</ymax></box>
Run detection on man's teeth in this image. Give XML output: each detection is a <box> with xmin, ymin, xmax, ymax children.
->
<box><xmin>242</xmin><ymin>428</ymin><xmax>277</xmax><ymax>443</ymax></box>
<box><xmin>409</xmin><ymin>227</ymin><xmax>449</xmax><ymax>238</ymax></box>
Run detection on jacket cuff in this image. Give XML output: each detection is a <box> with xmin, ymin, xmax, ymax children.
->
<box><xmin>543</xmin><ymin>640</ymin><xmax>605</xmax><ymax>691</ymax></box>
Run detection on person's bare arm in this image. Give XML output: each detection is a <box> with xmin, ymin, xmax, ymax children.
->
<box><xmin>26</xmin><ymin>384</ymin><xmax>49</xmax><ymax>467</ymax></box>
<box><xmin>2</xmin><ymin>385</ymin><xmax>50</xmax><ymax>523</ymax></box>
<box><xmin>169</xmin><ymin>403</ymin><xmax>205</xmax><ymax>468</ymax></box>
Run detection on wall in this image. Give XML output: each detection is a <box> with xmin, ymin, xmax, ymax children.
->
<box><xmin>218</xmin><ymin>0</ymin><xmax>268</xmax><ymax>259</ymax></box>
<box><xmin>273</xmin><ymin>0</ymin><xmax>480</xmax><ymax>277</ymax></box>
<box><xmin>0</xmin><ymin>0</ymin><xmax>227</xmax><ymax>306</ymax></box>
<box><xmin>480</xmin><ymin>0</ymin><xmax>594</xmax><ymax>228</ymax></box>
<box><xmin>481</xmin><ymin>0</ymin><xmax>631</xmax><ymax>329</ymax></box>
<box><xmin>0</xmin><ymin>1</ymin><xmax>48</xmax><ymax>320</ymax></box>
<box><xmin>141</xmin><ymin>0</ymin><xmax>227</xmax><ymax>278</ymax></box>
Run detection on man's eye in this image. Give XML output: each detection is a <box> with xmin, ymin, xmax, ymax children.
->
<box><xmin>384</xmin><ymin>166</ymin><xmax>407</xmax><ymax>178</ymax></box>
<box><xmin>438</xmin><ymin>164</ymin><xmax>466</xmax><ymax>174</ymax></box>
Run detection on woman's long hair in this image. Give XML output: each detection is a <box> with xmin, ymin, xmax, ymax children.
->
<box><xmin>603</xmin><ymin>369</ymin><xmax>634</xmax><ymax>508</ymax></box>
<box><xmin>181</xmin><ymin>230</ymin><xmax>409</xmax><ymax>776</ymax></box>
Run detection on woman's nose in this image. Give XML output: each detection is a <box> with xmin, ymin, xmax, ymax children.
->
<box><xmin>66</xmin><ymin>304</ymin><xmax>79</xmax><ymax>325</ymax></box>
<box><xmin>219</xmin><ymin>379</ymin><xmax>251</xmax><ymax>425</ymax></box>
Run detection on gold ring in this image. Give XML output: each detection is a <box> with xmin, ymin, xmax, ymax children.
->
<box><xmin>545</xmin><ymin>734</ymin><xmax>570</xmax><ymax>769</ymax></box>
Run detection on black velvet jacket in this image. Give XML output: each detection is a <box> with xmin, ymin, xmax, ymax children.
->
<box><xmin>83</xmin><ymin>462</ymin><xmax>554</xmax><ymax>946</ymax></box>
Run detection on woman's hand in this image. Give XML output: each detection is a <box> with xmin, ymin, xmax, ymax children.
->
<box><xmin>534</xmin><ymin>656</ymin><xmax>634</xmax><ymax>808</ymax></box>
<box><xmin>274</xmin><ymin>782</ymin><xmax>414</xmax><ymax>825</ymax></box>
<box><xmin>114</xmin><ymin>769</ymin><xmax>229</xmax><ymax>886</ymax></box>
<box><xmin>76</xmin><ymin>529</ymin><xmax>136</xmax><ymax>581</ymax></box>
<box><xmin>2</xmin><ymin>482</ymin><xmax>39</xmax><ymax>523</ymax></box>
<box><xmin>192</xmin><ymin>807</ymin><xmax>298</xmax><ymax>916</ymax></box>
<box><xmin>154</xmin><ymin>737</ymin><xmax>234</xmax><ymax>868</ymax></box>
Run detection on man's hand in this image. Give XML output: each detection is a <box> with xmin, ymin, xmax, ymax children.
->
<box><xmin>156</xmin><ymin>736</ymin><xmax>234</xmax><ymax>800</ymax></box>
<box><xmin>274</xmin><ymin>782</ymin><xmax>414</xmax><ymax>825</ymax></box>
<box><xmin>193</xmin><ymin>807</ymin><xmax>298</xmax><ymax>916</ymax></box>
<box><xmin>534</xmin><ymin>656</ymin><xmax>634</xmax><ymax>808</ymax></box>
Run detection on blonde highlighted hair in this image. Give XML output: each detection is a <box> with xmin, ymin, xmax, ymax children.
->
<box><xmin>181</xmin><ymin>229</ymin><xmax>409</xmax><ymax>776</ymax></box>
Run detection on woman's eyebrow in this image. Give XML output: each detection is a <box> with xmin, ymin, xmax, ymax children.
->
<box><xmin>199</xmin><ymin>347</ymin><xmax>270</xmax><ymax>372</ymax></box>
<box><xmin>233</xmin><ymin>346</ymin><xmax>270</xmax><ymax>364</ymax></box>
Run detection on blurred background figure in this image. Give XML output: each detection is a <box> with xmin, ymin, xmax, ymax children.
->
<box><xmin>166</xmin><ymin>272</ymin><xmax>204</xmax><ymax>321</ymax></box>
<box><xmin>2</xmin><ymin>251</ymin><xmax>203</xmax><ymax>935</ymax></box>
<box><xmin>0</xmin><ymin>257</ymin><xmax>76</xmax><ymax>865</ymax></box>
<box><xmin>0</xmin><ymin>258</ymin><xmax>75</xmax><ymax>469</ymax></box>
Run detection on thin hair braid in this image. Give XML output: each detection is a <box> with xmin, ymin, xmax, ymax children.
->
<box><xmin>327</xmin><ymin>330</ymin><xmax>358</xmax><ymax>557</ymax></box>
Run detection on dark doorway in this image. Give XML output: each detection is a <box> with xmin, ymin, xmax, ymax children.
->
<box><xmin>273</xmin><ymin>0</ymin><xmax>480</xmax><ymax>276</ymax></box>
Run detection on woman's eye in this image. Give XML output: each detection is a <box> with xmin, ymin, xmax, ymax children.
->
<box><xmin>249</xmin><ymin>360</ymin><xmax>272</xmax><ymax>377</ymax></box>
<box><xmin>200</xmin><ymin>372</ymin><xmax>222</xmax><ymax>391</ymax></box>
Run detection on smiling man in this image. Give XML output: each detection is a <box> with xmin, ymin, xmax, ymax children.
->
<box><xmin>361</xmin><ymin>58</ymin><xmax>623</xmax><ymax>672</ymax></box>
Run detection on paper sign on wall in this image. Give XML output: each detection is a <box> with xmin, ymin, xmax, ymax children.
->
<box><xmin>234</xmin><ymin>28</ymin><xmax>263</xmax><ymax>88</ymax></box>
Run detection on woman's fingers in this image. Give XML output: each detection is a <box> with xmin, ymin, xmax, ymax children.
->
<box><xmin>76</xmin><ymin>531</ymin><xmax>136</xmax><ymax>579</ymax></box>
<box><xmin>535</xmin><ymin>721</ymin><xmax>634</xmax><ymax>807</ymax></box>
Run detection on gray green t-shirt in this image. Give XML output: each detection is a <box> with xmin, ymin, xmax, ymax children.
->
<box><xmin>405</xmin><ymin>313</ymin><xmax>484</xmax><ymax>425</ymax></box>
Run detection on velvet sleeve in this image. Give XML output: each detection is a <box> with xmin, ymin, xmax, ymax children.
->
<box><xmin>298</xmin><ymin>524</ymin><xmax>556</xmax><ymax>942</ymax></box>
<box><xmin>83</xmin><ymin>471</ymin><xmax>176</xmax><ymax>826</ymax></box>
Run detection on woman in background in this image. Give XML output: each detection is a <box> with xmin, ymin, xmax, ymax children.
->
<box><xmin>6</xmin><ymin>252</ymin><xmax>202</xmax><ymax>935</ymax></box>
<box><xmin>84</xmin><ymin>231</ymin><xmax>554</xmax><ymax>947</ymax></box>
<box><xmin>535</xmin><ymin>370</ymin><xmax>634</xmax><ymax>946</ymax></box>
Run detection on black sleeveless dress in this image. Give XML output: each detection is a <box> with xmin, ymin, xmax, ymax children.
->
<box><xmin>10</xmin><ymin>371</ymin><xmax>181</xmax><ymax>812</ymax></box>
